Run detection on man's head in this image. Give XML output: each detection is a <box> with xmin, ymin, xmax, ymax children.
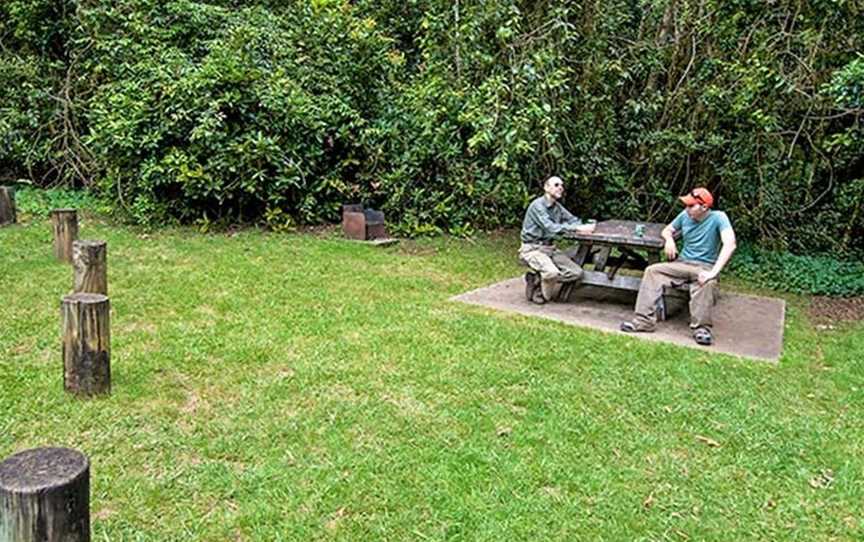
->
<box><xmin>544</xmin><ymin>176</ymin><xmax>565</xmax><ymax>201</ymax></box>
<box><xmin>680</xmin><ymin>187</ymin><xmax>713</xmax><ymax>220</ymax></box>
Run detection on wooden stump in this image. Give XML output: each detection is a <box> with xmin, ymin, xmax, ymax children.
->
<box><xmin>62</xmin><ymin>293</ymin><xmax>110</xmax><ymax>396</ymax></box>
<box><xmin>0</xmin><ymin>447</ymin><xmax>90</xmax><ymax>542</ymax></box>
<box><xmin>72</xmin><ymin>241</ymin><xmax>107</xmax><ymax>295</ymax></box>
<box><xmin>51</xmin><ymin>209</ymin><xmax>79</xmax><ymax>263</ymax></box>
<box><xmin>0</xmin><ymin>186</ymin><xmax>16</xmax><ymax>226</ymax></box>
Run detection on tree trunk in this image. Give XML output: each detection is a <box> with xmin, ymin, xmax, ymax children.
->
<box><xmin>0</xmin><ymin>447</ymin><xmax>90</xmax><ymax>542</ymax></box>
<box><xmin>51</xmin><ymin>209</ymin><xmax>79</xmax><ymax>263</ymax></box>
<box><xmin>72</xmin><ymin>241</ymin><xmax>107</xmax><ymax>295</ymax></box>
<box><xmin>62</xmin><ymin>293</ymin><xmax>110</xmax><ymax>396</ymax></box>
<box><xmin>0</xmin><ymin>187</ymin><xmax>15</xmax><ymax>226</ymax></box>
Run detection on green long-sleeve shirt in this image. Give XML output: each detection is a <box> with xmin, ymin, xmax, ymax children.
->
<box><xmin>520</xmin><ymin>196</ymin><xmax>582</xmax><ymax>243</ymax></box>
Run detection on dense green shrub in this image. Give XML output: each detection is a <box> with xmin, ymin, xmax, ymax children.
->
<box><xmin>1</xmin><ymin>0</ymin><xmax>863</xmax><ymax>257</ymax></box>
<box><xmin>1</xmin><ymin>1</ymin><xmax>89</xmax><ymax>200</ymax></box>
<box><xmin>82</xmin><ymin>1</ymin><xmax>395</xmax><ymax>227</ymax></box>
<box><xmin>0</xmin><ymin>0</ymin><xmax>78</xmax><ymax>184</ymax></box>
<box><xmin>12</xmin><ymin>184</ymin><xmax>102</xmax><ymax>218</ymax></box>
<box><xmin>730</xmin><ymin>245</ymin><xmax>864</xmax><ymax>298</ymax></box>
<box><xmin>0</xmin><ymin>55</ymin><xmax>55</xmax><ymax>181</ymax></box>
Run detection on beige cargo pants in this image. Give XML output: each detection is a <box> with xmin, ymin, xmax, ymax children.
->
<box><xmin>518</xmin><ymin>243</ymin><xmax>583</xmax><ymax>301</ymax></box>
<box><xmin>632</xmin><ymin>261</ymin><xmax>717</xmax><ymax>330</ymax></box>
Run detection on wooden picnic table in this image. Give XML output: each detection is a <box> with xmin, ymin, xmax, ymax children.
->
<box><xmin>563</xmin><ymin>219</ymin><xmax>666</xmax><ymax>292</ymax></box>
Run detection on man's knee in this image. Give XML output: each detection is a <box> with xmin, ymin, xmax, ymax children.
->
<box><xmin>643</xmin><ymin>263</ymin><xmax>663</xmax><ymax>277</ymax></box>
<box><xmin>561</xmin><ymin>264</ymin><xmax>583</xmax><ymax>282</ymax></box>
<box><xmin>541</xmin><ymin>269</ymin><xmax>562</xmax><ymax>281</ymax></box>
<box><xmin>552</xmin><ymin>253</ymin><xmax>581</xmax><ymax>271</ymax></box>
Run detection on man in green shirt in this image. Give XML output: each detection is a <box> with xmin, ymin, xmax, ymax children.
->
<box><xmin>519</xmin><ymin>176</ymin><xmax>596</xmax><ymax>304</ymax></box>
<box><xmin>620</xmin><ymin>187</ymin><xmax>737</xmax><ymax>345</ymax></box>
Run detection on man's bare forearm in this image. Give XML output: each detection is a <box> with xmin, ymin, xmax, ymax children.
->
<box><xmin>661</xmin><ymin>225</ymin><xmax>676</xmax><ymax>243</ymax></box>
<box><xmin>710</xmin><ymin>243</ymin><xmax>736</xmax><ymax>277</ymax></box>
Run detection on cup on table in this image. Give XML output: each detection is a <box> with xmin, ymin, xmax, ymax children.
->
<box><xmin>634</xmin><ymin>223</ymin><xmax>645</xmax><ymax>238</ymax></box>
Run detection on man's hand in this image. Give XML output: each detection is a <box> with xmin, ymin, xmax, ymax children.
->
<box><xmin>664</xmin><ymin>239</ymin><xmax>678</xmax><ymax>260</ymax></box>
<box><xmin>697</xmin><ymin>270</ymin><xmax>717</xmax><ymax>285</ymax></box>
<box><xmin>574</xmin><ymin>223</ymin><xmax>596</xmax><ymax>233</ymax></box>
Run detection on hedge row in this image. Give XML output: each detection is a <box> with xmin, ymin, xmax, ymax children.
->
<box><xmin>2</xmin><ymin>0</ymin><xmax>863</xmax><ymax>255</ymax></box>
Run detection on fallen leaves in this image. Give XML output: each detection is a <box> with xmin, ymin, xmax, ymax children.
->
<box><xmin>809</xmin><ymin>469</ymin><xmax>834</xmax><ymax>489</ymax></box>
<box><xmin>695</xmin><ymin>435</ymin><xmax>721</xmax><ymax>448</ymax></box>
<box><xmin>325</xmin><ymin>507</ymin><xmax>347</xmax><ymax>531</ymax></box>
<box><xmin>541</xmin><ymin>486</ymin><xmax>563</xmax><ymax>501</ymax></box>
<box><xmin>643</xmin><ymin>492</ymin><xmax>654</xmax><ymax>509</ymax></box>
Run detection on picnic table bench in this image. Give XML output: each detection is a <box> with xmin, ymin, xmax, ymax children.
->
<box><xmin>563</xmin><ymin>219</ymin><xmax>665</xmax><ymax>291</ymax></box>
<box><xmin>559</xmin><ymin>219</ymin><xmax>696</xmax><ymax>320</ymax></box>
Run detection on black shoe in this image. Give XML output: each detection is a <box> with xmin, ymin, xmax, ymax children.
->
<box><xmin>620</xmin><ymin>321</ymin><xmax>654</xmax><ymax>333</ymax></box>
<box><xmin>693</xmin><ymin>327</ymin><xmax>713</xmax><ymax>345</ymax></box>
<box><xmin>530</xmin><ymin>289</ymin><xmax>547</xmax><ymax>305</ymax></box>
<box><xmin>524</xmin><ymin>272</ymin><xmax>539</xmax><ymax>302</ymax></box>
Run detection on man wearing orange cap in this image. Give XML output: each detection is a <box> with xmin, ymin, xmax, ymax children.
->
<box><xmin>620</xmin><ymin>187</ymin><xmax>736</xmax><ymax>345</ymax></box>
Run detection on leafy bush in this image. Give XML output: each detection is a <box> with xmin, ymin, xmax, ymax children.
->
<box><xmin>13</xmin><ymin>185</ymin><xmax>103</xmax><ymax>218</ymax></box>
<box><xmin>1</xmin><ymin>0</ymin><xmax>863</xmax><ymax>256</ymax></box>
<box><xmin>83</xmin><ymin>1</ymin><xmax>395</xmax><ymax>228</ymax></box>
<box><xmin>729</xmin><ymin>245</ymin><xmax>864</xmax><ymax>298</ymax></box>
<box><xmin>826</xmin><ymin>54</ymin><xmax>864</xmax><ymax>111</ymax></box>
<box><xmin>0</xmin><ymin>0</ymin><xmax>83</xmax><ymax>185</ymax></box>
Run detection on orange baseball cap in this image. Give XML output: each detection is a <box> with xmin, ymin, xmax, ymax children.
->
<box><xmin>679</xmin><ymin>187</ymin><xmax>714</xmax><ymax>208</ymax></box>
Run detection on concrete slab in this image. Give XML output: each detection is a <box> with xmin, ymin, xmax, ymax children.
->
<box><xmin>451</xmin><ymin>277</ymin><xmax>785</xmax><ymax>363</ymax></box>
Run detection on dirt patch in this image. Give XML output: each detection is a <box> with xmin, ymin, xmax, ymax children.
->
<box><xmin>395</xmin><ymin>240</ymin><xmax>438</xmax><ymax>256</ymax></box>
<box><xmin>808</xmin><ymin>296</ymin><xmax>864</xmax><ymax>324</ymax></box>
<box><xmin>93</xmin><ymin>506</ymin><xmax>116</xmax><ymax>521</ymax></box>
<box><xmin>118</xmin><ymin>320</ymin><xmax>158</xmax><ymax>334</ymax></box>
<box><xmin>181</xmin><ymin>390</ymin><xmax>202</xmax><ymax>415</ymax></box>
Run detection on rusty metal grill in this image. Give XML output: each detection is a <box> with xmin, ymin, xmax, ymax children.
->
<box><xmin>342</xmin><ymin>204</ymin><xmax>388</xmax><ymax>240</ymax></box>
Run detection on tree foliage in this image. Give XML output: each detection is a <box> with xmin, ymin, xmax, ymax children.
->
<box><xmin>1</xmin><ymin>0</ymin><xmax>862</xmax><ymax>255</ymax></box>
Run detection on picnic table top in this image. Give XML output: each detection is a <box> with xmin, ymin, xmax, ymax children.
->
<box><xmin>564</xmin><ymin>219</ymin><xmax>666</xmax><ymax>249</ymax></box>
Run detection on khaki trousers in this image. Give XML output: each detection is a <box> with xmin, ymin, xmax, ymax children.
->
<box><xmin>633</xmin><ymin>261</ymin><xmax>717</xmax><ymax>330</ymax></box>
<box><xmin>518</xmin><ymin>243</ymin><xmax>583</xmax><ymax>301</ymax></box>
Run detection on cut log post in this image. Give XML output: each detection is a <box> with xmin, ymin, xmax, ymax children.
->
<box><xmin>62</xmin><ymin>293</ymin><xmax>110</xmax><ymax>396</ymax></box>
<box><xmin>51</xmin><ymin>209</ymin><xmax>79</xmax><ymax>263</ymax></box>
<box><xmin>72</xmin><ymin>241</ymin><xmax>107</xmax><ymax>295</ymax></box>
<box><xmin>0</xmin><ymin>186</ymin><xmax>16</xmax><ymax>226</ymax></box>
<box><xmin>0</xmin><ymin>447</ymin><xmax>91</xmax><ymax>542</ymax></box>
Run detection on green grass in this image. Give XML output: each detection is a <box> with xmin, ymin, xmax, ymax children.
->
<box><xmin>1</xmin><ymin>216</ymin><xmax>863</xmax><ymax>541</ymax></box>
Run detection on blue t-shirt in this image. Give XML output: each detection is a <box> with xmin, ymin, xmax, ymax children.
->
<box><xmin>671</xmin><ymin>210</ymin><xmax>732</xmax><ymax>265</ymax></box>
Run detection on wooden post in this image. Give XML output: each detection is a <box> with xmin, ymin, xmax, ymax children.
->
<box><xmin>72</xmin><ymin>241</ymin><xmax>107</xmax><ymax>295</ymax></box>
<box><xmin>0</xmin><ymin>447</ymin><xmax>90</xmax><ymax>542</ymax></box>
<box><xmin>0</xmin><ymin>186</ymin><xmax>16</xmax><ymax>226</ymax></box>
<box><xmin>62</xmin><ymin>293</ymin><xmax>110</xmax><ymax>396</ymax></box>
<box><xmin>51</xmin><ymin>209</ymin><xmax>79</xmax><ymax>263</ymax></box>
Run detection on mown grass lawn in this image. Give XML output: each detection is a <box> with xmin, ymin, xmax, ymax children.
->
<box><xmin>2</xmin><ymin>215</ymin><xmax>862</xmax><ymax>541</ymax></box>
